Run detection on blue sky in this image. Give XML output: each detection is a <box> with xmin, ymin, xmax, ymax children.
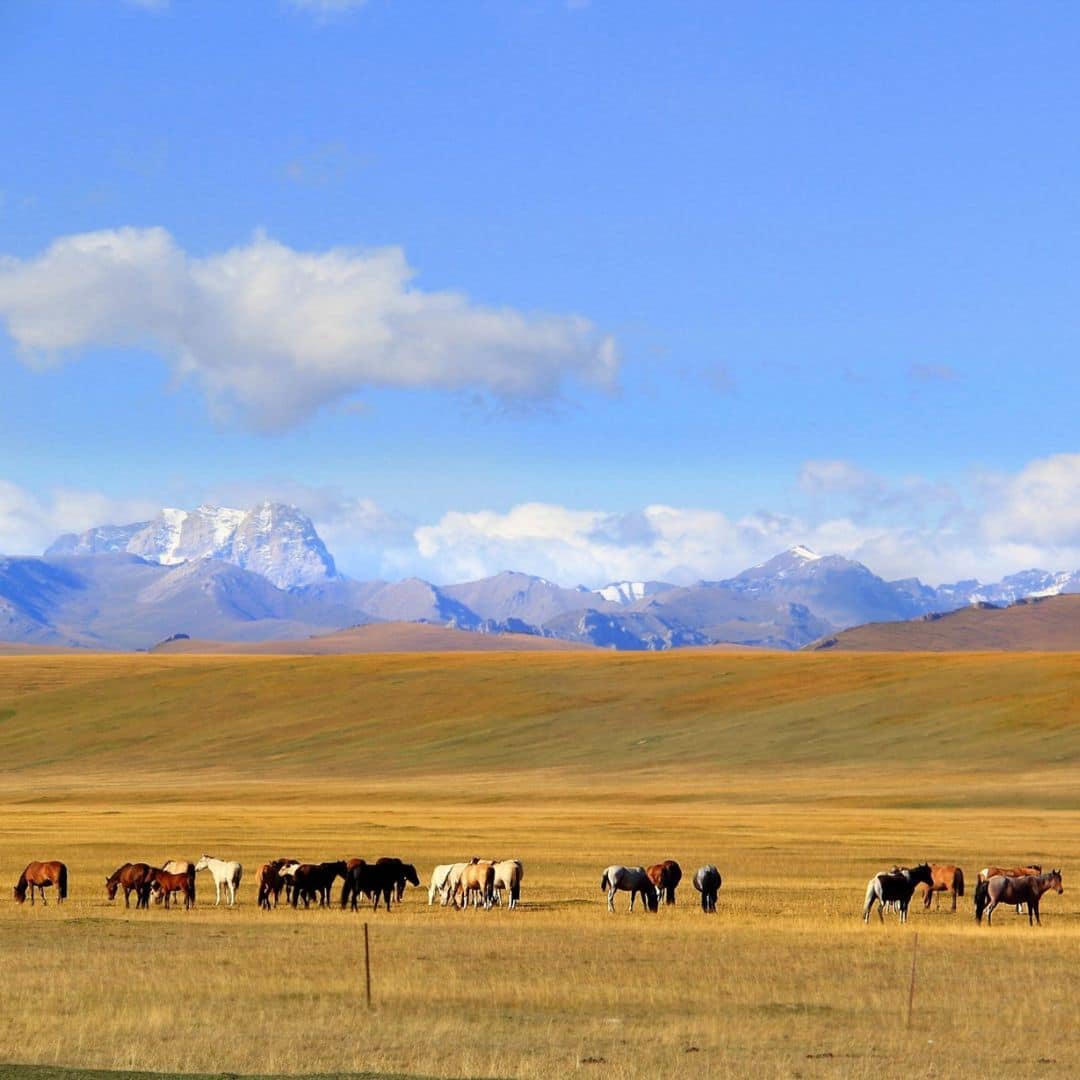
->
<box><xmin>2</xmin><ymin>0</ymin><xmax>1079</xmax><ymax>585</ymax></box>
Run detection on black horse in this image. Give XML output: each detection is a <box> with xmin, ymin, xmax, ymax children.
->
<box><xmin>290</xmin><ymin>861</ymin><xmax>347</xmax><ymax>908</ymax></box>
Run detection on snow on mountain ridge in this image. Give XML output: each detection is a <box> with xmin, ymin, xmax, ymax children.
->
<box><xmin>50</xmin><ymin>501</ymin><xmax>337</xmax><ymax>589</ymax></box>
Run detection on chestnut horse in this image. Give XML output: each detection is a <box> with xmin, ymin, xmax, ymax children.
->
<box><xmin>153</xmin><ymin>860</ymin><xmax>195</xmax><ymax>905</ymax></box>
<box><xmin>150</xmin><ymin>867</ymin><xmax>195</xmax><ymax>909</ymax></box>
<box><xmin>647</xmin><ymin>860</ymin><xmax>682</xmax><ymax>906</ymax></box>
<box><xmin>976</xmin><ymin>870</ymin><xmax>1063</xmax><ymax>926</ymax></box>
<box><xmin>922</xmin><ymin>864</ymin><xmax>965</xmax><ymax>911</ymax></box>
<box><xmin>105</xmin><ymin>863</ymin><xmax>157</xmax><ymax>909</ymax></box>
<box><xmin>13</xmin><ymin>861</ymin><xmax>67</xmax><ymax>905</ymax></box>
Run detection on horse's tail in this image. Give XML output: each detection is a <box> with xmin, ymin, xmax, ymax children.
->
<box><xmin>954</xmin><ymin>867</ymin><xmax>965</xmax><ymax>898</ymax></box>
<box><xmin>187</xmin><ymin>866</ymin><xmax>197</xmax><ymax>905</ymax></box>
<box><xmin>974</xmin><ymin>878</ymin><xmax>988</xmax><ymax>923</ymax></box>
<box><xmin>58</xmin><ymin>863</ymin><xmax>68</xmax><ymax>900</ymax></box>
<box><xmin>600</xmin><ymin>870</ymin><xmax>610</xmax><ymax>892</ymax></box>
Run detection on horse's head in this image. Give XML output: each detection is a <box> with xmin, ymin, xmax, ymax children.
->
<box><xmin>912</xmin><ymin>863</ymin><xmax>934</xmax><ymax>886</ymax></box>
<box><xmin>1050</xmin><ymin>869</ymin><xmax>1064</xmax><ymax>893</ymax></box>
<box><xmin>13</xmin><ymin>883</ymin><xmax>26</xmax><ymax>903</ymax></box>
<box><xmin>644</xmin><ymin>883</ymin><xmax>660</xmax><ymax>912</ymax></box>
<box><xmin>194</xmin><ymin>856</ymin><xmax>211</xmax><ymax>872</ymax></box>
<box><xmin>404</xmin><ymin>863</ymin><xmax>420</xmax><ymax>887</ymax></box>
<box><xmin>105</xmin><ymin>877</ymin><xmax>119</xmax><ymax>900</ymax></box>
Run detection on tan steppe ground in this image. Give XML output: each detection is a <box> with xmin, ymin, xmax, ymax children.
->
<box><xmin>2</xmin><ymin>650</ymin><xmax>1079</xmax><ymax>1079</ymax></box>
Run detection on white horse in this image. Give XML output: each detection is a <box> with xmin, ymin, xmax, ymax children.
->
<box><xmin>194</xmin><ymin>854</ymin><xmax>243</xmax><ymax>906</ymax></box>
<box><xmin>492</xmin><ymin>859</ymin><xmax>524</xmax><ymax>909</ymax></box>
<box><xmin>601</xmin><ymin>865</ymin><xmax>658</xmax><ymax>913</ymax></box>
<box><xmin>428</xmin><ymin>863</ymin><xmax>465</xmax><ymax>906</ymax></box>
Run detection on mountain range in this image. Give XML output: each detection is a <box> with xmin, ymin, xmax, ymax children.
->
<box><xmin>2</xmin><ymin>501</ymin><xmax>1078</xmax><ymax>651</ymax></box>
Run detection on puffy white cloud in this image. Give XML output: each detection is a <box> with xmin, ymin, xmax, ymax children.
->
<box><xmin>0</xmin><ymin>481</ymin><xmax>158</xmax><ymax>558</ymax></box>
<box><xmin>982</xmin><ymin>453</ymin><xmax>1080</xmax><ymax>548</ymax></box>
<box><xmin>0</xmin><ymin>227</ymin><xmax>618</xmax><ymax>431</ymax></box>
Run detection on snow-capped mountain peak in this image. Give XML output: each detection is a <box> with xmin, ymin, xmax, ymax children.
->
<box><xmin>593</xmin><ymin>580</ymin><xmax>675</xmax><ymax>605</ymax></box>
<box><xmin>789</xmin><ymin>545</ymin><xmax>822</xmax><ymax>562</ymax></box>
<box><xmin>48</xmin><ymin>501</ymin><xmax>337</xmax><ymax>589</ymax></box>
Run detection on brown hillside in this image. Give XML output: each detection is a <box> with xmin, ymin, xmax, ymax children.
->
<box><xmin>151</xmin><ymin>620</ymin><xmax>596</xmax><ymax>654</ymax></box>
<box><xmin>808</xmin><ymin>593</ymin><xmax>1080</xmax><ymax>651</ymax></box>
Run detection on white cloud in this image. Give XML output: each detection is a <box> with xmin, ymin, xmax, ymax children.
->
<box><xmin>0</xmin><ymin>227</ymin><xmax>618</xmax><ymax>431</ymax></box>
<box><xmin>0</xmin><ymin>481</ymin><xmax>158</xmax><ymax>558</ymax></box>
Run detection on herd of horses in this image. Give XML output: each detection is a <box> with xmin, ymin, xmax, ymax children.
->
<box><xmin>13</xmin><ymin>855</ymin><xmax>1064</xmax><ymax>925</ymax></box>
<box><xmin>863</xmin><ymin>861</ymin><xmax>1065</xmax><ymax>925</ymax></box>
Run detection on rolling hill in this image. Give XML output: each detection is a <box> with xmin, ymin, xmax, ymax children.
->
<box><xmin>809</xmin><ymin>594</ymin><xmax>1080</xmax><ymax>651</ymax></box>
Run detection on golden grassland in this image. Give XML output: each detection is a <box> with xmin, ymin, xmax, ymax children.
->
<box><xmin>2</xmin><ymin>650</ymin><xmax>1080</xmax><ymax>1079</ymax></box>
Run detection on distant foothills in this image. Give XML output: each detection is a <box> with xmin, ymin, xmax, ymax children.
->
<box><xmin>1</xmin><ymin>500</ymin><xmax>1077</xmax><ymax>652</ymax></box>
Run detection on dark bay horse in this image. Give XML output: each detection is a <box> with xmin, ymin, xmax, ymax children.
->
<box><xmin>922</xmin><ymin>864</ymin><xmax>965</xmax><ymax>911</ymax></box>
<box><xmin>290</xmin><ymin>861</ymin><xmax>347</xmax><ymax>908</ymax></box>
<box><xmin>647</xmin><ymin>860</ymin><xmax>683</xmax><ymax>906</ymax></box>
<box><xmin>863</xmin><ymin>864</ymin><xmax>934</xmax><ymax>923</ymax></box>
<box><xmin>105</xmin><ymin>863</ymin><xmax>156</xmax><ymax>909</ymax></box>
<box><xmin>150</xmin><ymin>867</ymin><xmax>195</xmax><ymax>910</ymax></box>
<box><xmin>13</xmin><ymin>861</ymin><xmax>67</xmax><ymax>905</ymax></box>
<box><xmin>976</xmin><ymin>870</ymin><xmax>1063</xmax><ymax>926</ymax></box>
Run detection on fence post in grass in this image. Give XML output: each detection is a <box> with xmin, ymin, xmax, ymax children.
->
<box><xmin>906</xmin><ymin>932</ymin><xmax>919</xmax><ymax>1029</ymax></box>
<box><xmin>364</xmin><ymin>921</ymin><xmax>372</xmax><ymax>1009</ymax></box>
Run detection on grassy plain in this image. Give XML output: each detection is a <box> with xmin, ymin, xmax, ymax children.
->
<box><xmin>2</xmin><ymin>650</ymin><xmax>1080</xmax><ymax>1079</ymax></box>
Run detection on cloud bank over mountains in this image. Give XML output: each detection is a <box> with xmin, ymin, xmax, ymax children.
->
<box><xmin>0</xmin><ymin>227</ymin><xmax>618</xmax><ymax>431</ymax></box>
<box><xmin>3</xmin><ymin>453</ymin><xmax>1080</xmax><ymax>588</ymax></box>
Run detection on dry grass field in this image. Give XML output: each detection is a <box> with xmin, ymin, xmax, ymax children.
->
<box><xmin>2</xmin><ymin>650</ymin><xmax>1080</xmax><ymax>1080</ymax></box>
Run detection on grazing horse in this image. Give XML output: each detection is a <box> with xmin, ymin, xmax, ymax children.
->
<box><xmin>105</xmin><ymin>863</ymin><xmax>156</xmax><ymax>909</ymax></box>
<box><xmin>256</xmin><ymin>860</ymin><xmax>292</xmax><ymax>910</ymax></box>
<box><xmin>601</xmin><ymin>865</ymin><xmax>659</xmax><ymax>913</ymax></box>
<box><xmin>922</xmin><ymin>864</ymin><xmax>965</xmax><ymax>911</ymax></box>
<box><xmin>153</xmin><ymin>860</ymin><xmax>195</xmax><ymax>906</ymax></box>
<box><xmin>13</xmin><ymin>861</ymin><xmax>67</xmax><ymax>905</ymax></box>
<box><xmin>428</xmin><ymin>863</ymin><xmax>465</xmax><ymax>906</ymax></box>
<box><xmin>376</xmin><ymin>857</ymin><xmax>420</xmax><ymax>906</ymax></box>
<box><xmin>647</xmin><ymin>860</ymin><xmax>682</xmax><ymax>906</ymax></box>
<box><xmin>150</xmin><ymin>867</ymin><xmax>195</xmax><ymax>909</ymax></box>
<box><xmin>194</xmin><ymin>854</ymin><xmax>242</xmax><ymax>906</ymax></box>
<box><xmin>863</xmin><ymin>864</ymin><xmax>934</xmax><ymax>924</ymax></box>
<box><xmin>290</xmin><ymin>861</ymin><xmax>347</xmax><ymax>908</ymax></box>
<box><xmin>976</xmin><ymin>870</ymin><xmax>1063</xmax><ymax>926</ymax></box>
<box><xmin>492</xmin><ymin>859</ymin><xmax>524</xmax><ymax>909</ymax></box>
<box><xmin>692</xmin><ymin>865</ymin><xmax>722</xmax><ymax>913</ymax></box>
<box><xmin>456</xmin><ymin>860</ymin><xmax>496</xmax><ymax>910</ymax></box>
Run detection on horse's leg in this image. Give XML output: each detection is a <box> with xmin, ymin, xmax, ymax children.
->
<box><xmin>607</xmin><ymin>887</ymin><xmax>616</xmax><ymax>913</ymax></box>
<box><xmin>985</xmin><ymin>899</ymin><xmax>996</xmax><ymax>925</ymax></box>
<box><xmin>1031</xmin><ymin>900</ymin><xmax>1039</xmax><ymax>926</ymax></box>
<box><xmin>950</xmin><ymin>888</ymin><xmax>957</xmax><ymax>913</ymax></box>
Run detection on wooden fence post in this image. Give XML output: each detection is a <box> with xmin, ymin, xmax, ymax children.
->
<box><xmin>906</xmin><ymin>932</ymin><xmax>919</xmax><ymax>1029</ymax></box>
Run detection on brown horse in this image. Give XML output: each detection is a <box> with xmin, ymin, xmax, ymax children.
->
<box><xmin>13</xmin><ymin>861</ymin><xmax>67</xmax><ymax>905</ymax></box>
<box><xmin>256</xmin><ymin>861</ymin><xmax>290</xmax><ymax>910</ymax></box>
<box><xmin>152</xmin><ymin>860</ymin><xmax>195</xmax><ymax>905</ymax></box>
<box><xmin>922</xmin><ymin>864</ymin><xmax>965</xmax><ymax>911</ymax></box>
<box><xmin>647</xmin><ymin>860</ymin><xmax>683</xmax><ymax>906</ymax></box>
<box><xmin>976</xmin><ymin>870</ymin><xmax>1063</xmax><ymax>926</ymax></box>
<box><xmin>290</xmin><ymin>861</ymin><xmax>347</xmax><ymax>908</ymax></box>
<box><xmin>150</xmin><ymin>867</ymin><xmax>195</xmax><ymax>909</ymax></box>
<box><xmin>978</xmin><ymin>864</ymin><xmax>1041</xmax><ymax>915</ymax></box>
<box><xmin>105</xmin><ymin>863</ymin><xmax>156</xmax><ymax>909</ymax></box>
